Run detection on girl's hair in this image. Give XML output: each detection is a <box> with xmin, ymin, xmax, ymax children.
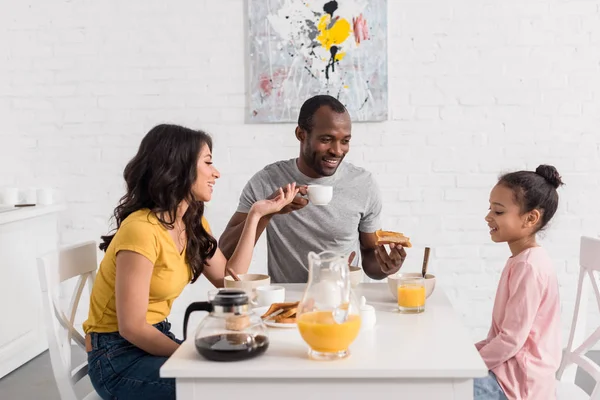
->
<box><xmin>99</xmin><ymin>124</ymin><xmax>217</xmax><ymax>283</ymax></box>
<box><xmin>498</xmin><ymin>164</ymin><xmax>565</xmax><ymax>232</ymax></box>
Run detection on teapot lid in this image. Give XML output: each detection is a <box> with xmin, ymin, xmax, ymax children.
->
<box><xmin>212</xmin><ymin>289</ymin><xmax>248</xmax><ymax>307</ymax></box>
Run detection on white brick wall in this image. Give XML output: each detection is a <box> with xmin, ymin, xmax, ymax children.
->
<box><xmin>2</xmin><ymin>0</ymin><xmax>600</xmax><ymax>342</ymax></box>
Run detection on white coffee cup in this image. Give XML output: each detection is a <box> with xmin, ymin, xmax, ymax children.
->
<box><xmin>20</xmin><ymin>187</ymin><xmax>37</xmax><ymax>204</ymax></box>
<box><xmin>307</xmin><ymin>184</ymin><xmax>333</xmax><ymax>205</ymax></box>
<box><xmin>1</xmin><ymin>188</ymin><xmax>19</xmax><ymax>206</ymax></box>
<box><xmin>37</xmin><ymin>188</ymin><xmax>53</xmax><ymax>205</ymax></box>
<box><xmin>255</xmin><ymin>285</ymin><xmax>286</xmax><ymax>307</ymax></box>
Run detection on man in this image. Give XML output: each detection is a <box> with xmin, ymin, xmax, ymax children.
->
<box><xmin>219</xmin><ymin>95</ymin><xmax>406</xmax><ymax>283</ymax></box>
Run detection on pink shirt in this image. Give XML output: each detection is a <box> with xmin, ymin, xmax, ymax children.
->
<box><xmin>475</xmin><ymin>247</ymin><xmax>561</xmax><ymax>400</ymax></box>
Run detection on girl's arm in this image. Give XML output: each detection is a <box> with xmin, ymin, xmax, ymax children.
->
<box><xmin>475</xmin><ymin>340</ymin><xmax>488</xmax><ymax>351</ymax></box>
<box><xmin>475</xmin><ymin>326</ymin><xmax>494</xmax><ymax>351</ymax></box>
<box><xmin>475</xmin><ymin>341</ymin><xmax>486</xmax><ymax>351</ymax></box>
<box><xmin>478</xmin><ymin>262</ymin><xmax>544</xmax><ymax>370</ymax></box>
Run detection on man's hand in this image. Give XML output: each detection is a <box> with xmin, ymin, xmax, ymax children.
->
<box><xmin>267</xmin><ymin>184</ymin><xmax>309</xmax><ymax>215</ymax></box>
<box><xmin>374</xmin><ymin>243</ymin><xmax>407</xmax><ymax>275</ymax></box>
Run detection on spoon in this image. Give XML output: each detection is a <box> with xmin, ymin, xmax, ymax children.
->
<box><xmin>226</xmin><ymin>267</ymin><xmax>241</xmax><ymax>281</ymax></box>
<box><xmin>246</xmin><ymin>308</ymin><xmax>286</xmax><ymax>330</ymax></box>
<box><xmin>348</xmin><ymin>251</ymin><xmax>356</xmax><ymax>266</ymax></box>
<box><xmin>422</xmin><ymin>247</ymin><xmax>431</xmax><ymax>277</ymax></box>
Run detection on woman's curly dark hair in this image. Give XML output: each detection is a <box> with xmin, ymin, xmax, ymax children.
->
<box><xmin>99</xmin><ymin>124</ymin><xmax>217</xmax><ymax>283</ymax></box>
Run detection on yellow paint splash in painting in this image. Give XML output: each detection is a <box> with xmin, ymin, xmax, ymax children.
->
<box><xmin>316</xmin><ymin>15</ymin><xmax>350</xmax><ymax>61</ymax></box>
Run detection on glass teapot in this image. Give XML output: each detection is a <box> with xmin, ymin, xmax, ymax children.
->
<box><xmin>296</xmin><ymin>251</ymin><xmax>361</xmax><ymax>360</ymax></box>
<box><xmin>183</xmin><ymin>289</ymin><xmax>269</xmax><ymax>362</ymax></box>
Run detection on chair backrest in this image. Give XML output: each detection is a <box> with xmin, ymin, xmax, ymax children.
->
<box><xmin>557</xmin><ymin>236</ymin><xmax>600</xmax><ymax>397</ymax></box>
<box><xmin>37</xmin><ymin>241</ymin><xmax>98</xmax><ymax>400</ymax></box>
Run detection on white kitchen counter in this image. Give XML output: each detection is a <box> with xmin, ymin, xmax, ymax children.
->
<box><xmin>0</xmin><ymin>204</ymin><xmax>65</xmax><ymax>225</ymax></box>
<box><xmin>0</xmin><ymin>204</ymin><xmax>65</xmax><ymax>378</ymax></box>
<box><xmin>162</xmin><ymin>283</ymin><xmax>487</xmax><ymax>399</ymax></box>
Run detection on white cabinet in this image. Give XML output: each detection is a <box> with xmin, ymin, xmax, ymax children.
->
<box><xmin>0</xmin><ymin>205</ymin><xmax>64</xmax><ymax>378</ymax></box>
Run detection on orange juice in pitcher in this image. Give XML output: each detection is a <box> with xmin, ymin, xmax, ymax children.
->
<box><xmin>297</xmin><ymin>311</ymin><xmax>361</xmax><ymax>354</ymax></box>
<box><xmin>296</xmin><ymin>251</ymin><xmax>361</xmax><ymax>360</ymax></box>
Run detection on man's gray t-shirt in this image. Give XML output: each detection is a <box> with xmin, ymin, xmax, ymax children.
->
<box><xmin>237</xmin><ymin>158</ymin><xmax>382</xmax><ymax>283</ymax></box>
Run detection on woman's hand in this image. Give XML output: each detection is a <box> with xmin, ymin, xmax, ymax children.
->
<box><xmin>205</xmin><ymin>183</ymin><xmax>299</xmax><ymax>286</ymax></box>
<box><xmin>249</xmin><ymin>183</ymin><xmax>300</xmax><ymax>218</ymax></box>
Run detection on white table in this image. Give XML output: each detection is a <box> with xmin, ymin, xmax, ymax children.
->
<box><xmin>161</xmin><ymin>283</ymin><xmax>488</xmax><ymax>399</ymax></box>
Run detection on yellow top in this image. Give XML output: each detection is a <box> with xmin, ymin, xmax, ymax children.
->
<box><xmin>83</xmin><ymin>209</ymin><xmax>211</xmax><ymax>334</ymax></box>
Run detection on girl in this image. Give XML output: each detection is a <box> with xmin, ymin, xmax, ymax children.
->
<box><xmin>475</xmin><ymin>164</ymin><xmax>564</xmax><ymax>400</ymax></box>
<box><xmin>83</xmin><ymin>124</ymin><xmax>298</xmax><ymax>400</ymax></box>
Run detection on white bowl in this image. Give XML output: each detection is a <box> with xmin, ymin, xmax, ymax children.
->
<box><xmin>223</xmin><ymin>273</ymin><xmax>271</xmax><ymax>294</ymax></box>
<box><xmin>387</xmin><ymin>272</ymin><xmax>436</xmax><ymax>300</ymax></box>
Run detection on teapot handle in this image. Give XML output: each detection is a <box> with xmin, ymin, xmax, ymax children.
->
<box><xmin>183</xmin><ymin>301</ymin><xmax>212</xmax><ymax>341</ymax></box>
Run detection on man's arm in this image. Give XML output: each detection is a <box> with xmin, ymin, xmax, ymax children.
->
<box><xmin>360</xmin><ymin>252</ymin><xmax>386</xmax><ymax>280</ymax></box>
<box><xmin>360</xmin><ymin>232</ymin><xmax>387</xmax><ymax>280</ymax></box>
<box><xmin>218</xmin><ymin>212</ymin><xmax>272</xmax><ymax>259</ymax></box>
<box><xmin>357</xmin><ymin>174</ymin><xmax>391</xmax><ymax>280</ymax></box>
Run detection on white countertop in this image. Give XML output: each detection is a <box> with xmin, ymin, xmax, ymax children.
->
<box><xmin>0</xmin><ymin>204</ymin><xmax>66</xmax><ymax>225</ymax></box>
<box><xmin>161</xmin><ymin>283</ymin><xmax>488</xmax><ymax>380</ymax></box>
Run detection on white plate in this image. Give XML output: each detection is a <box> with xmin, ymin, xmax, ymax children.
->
<box><xmin>251</xmin><ymin>306</ymin><xmax>269</xmax><ymax>316</ymax></box>
<box><xmin>264</xmin><ymin>320</ymin><xmax>297</xmax><ymax>329</ymax></box>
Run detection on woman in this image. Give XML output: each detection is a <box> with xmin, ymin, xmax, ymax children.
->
<box><xmin>83</xmin><ymin>124</ymin><xmax>298</xmax><ymax>400</ymax></box>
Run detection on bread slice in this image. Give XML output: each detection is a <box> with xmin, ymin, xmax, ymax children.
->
<box><xmin>277</xmin><ymin>307</ymin><xmax>297</xmax><ymax>319</ymax></box>
<box><xmin>261</xmin><ymin>301</ymin><xmax>299</xmax><ymax>324</ymax></box>
<box><xmin>275</xmin><ymin>317</ymin><xmax>296</xmax><ymax>324</ymax></box>
<box><xmin>261</xmin><ymin>302</ymin><xmax>298</xmax><ymax>318</ymax></box>
<box><xmin>375</xmin><ymin>230</ymin><xmax>412</xmax><ymax>247</ymax></box>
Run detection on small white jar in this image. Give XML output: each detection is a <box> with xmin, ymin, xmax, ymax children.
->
<box><xmin>359</xmin><ymin>296</ymin><xmax>376</xmax><ymax>330</ymax></box>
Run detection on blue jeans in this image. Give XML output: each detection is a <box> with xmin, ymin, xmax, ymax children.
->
<box><xmin>474</xmin><ymin>371</ymin><xmax>508</xmax><ymax>400</ymax></box>
<box><xmin>87</xmin><ymin>320</ymin><xmax>182</xmax><ymax>400</ymax></box>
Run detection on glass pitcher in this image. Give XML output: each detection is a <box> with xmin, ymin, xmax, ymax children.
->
<box><xmin>296</xmin><ymin>251</ymin><xmax>361</xmax><ymax>361</ymax></box>
<box><xmin>183</xmin><ymin>289</ymin><xmax>269</xmax><ymax>362</ymax></box>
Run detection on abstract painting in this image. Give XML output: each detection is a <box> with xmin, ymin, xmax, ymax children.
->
<box><xmin>248</xmin><ymin>0</ymin><xmax>388</xmax><ymax>123</ymax></box>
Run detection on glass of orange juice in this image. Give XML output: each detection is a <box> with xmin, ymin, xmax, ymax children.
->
<box><xmin>397</xmin><ymin>276</ymin><xmax>426</xmax><ymax>314</ymax></box>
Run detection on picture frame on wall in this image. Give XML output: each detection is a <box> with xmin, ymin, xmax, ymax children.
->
<box><xmin>248</xmin><ymin>0</ymin><xmax>388</xmax><ymax>123</ymax></box>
